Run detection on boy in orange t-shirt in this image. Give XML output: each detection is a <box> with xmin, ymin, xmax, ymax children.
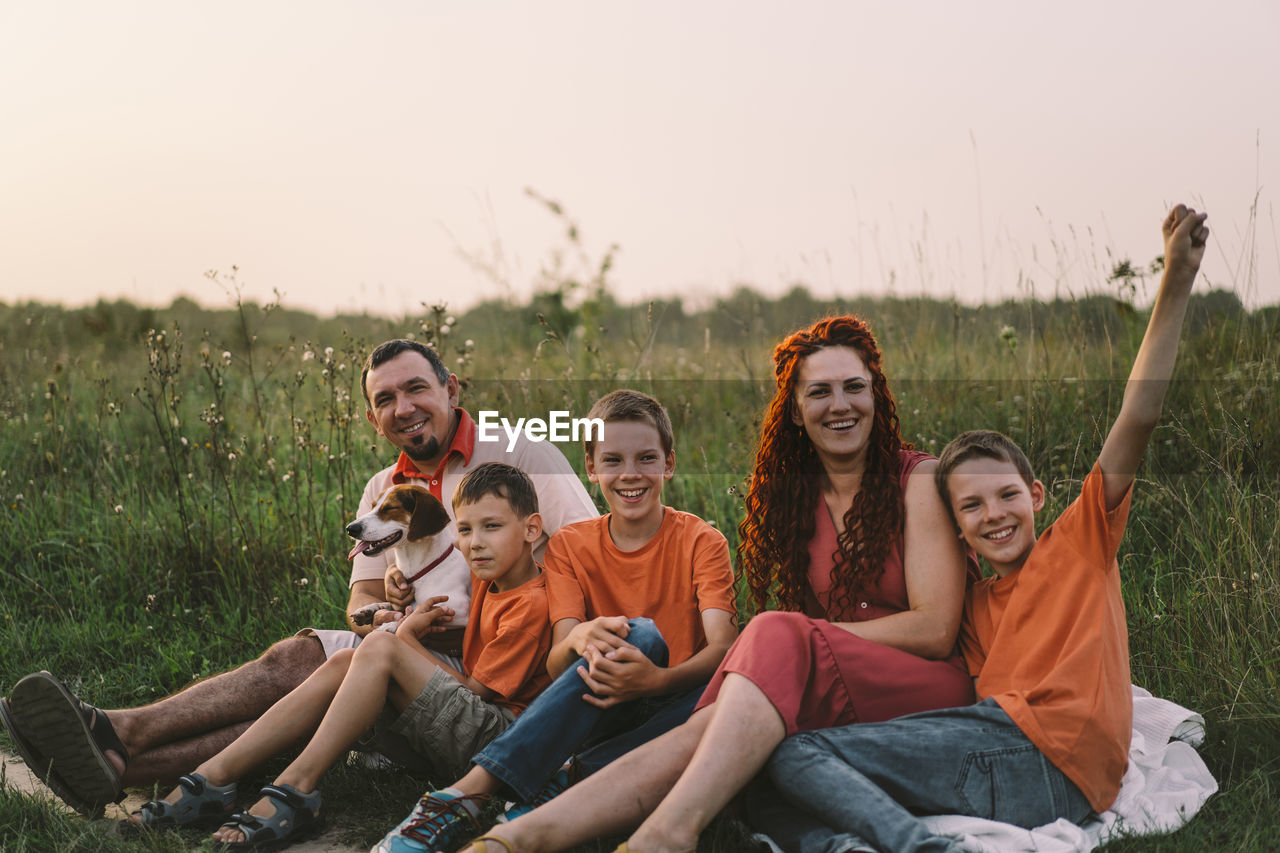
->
<box><xmin>761</xmin><ymin>205</ymin><xmax>1209</xmax><ymax>852</ymax></box>
<box><xmin>122</xmin><ymin>463</ymin><xmax>552</xmax><ymax>847</ymax></box>
<box><xmin>375</xmin><ymin>389</ymin><xmax>739</xmax><ymax>853</ymax></box>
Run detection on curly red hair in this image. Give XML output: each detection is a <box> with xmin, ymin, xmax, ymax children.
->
<box><xmin>738</xmin><ymin>315</ymin><xmax>909</xmax><ymax>620</ymax></box>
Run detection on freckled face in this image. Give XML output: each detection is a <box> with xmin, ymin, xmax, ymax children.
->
<box><xmin>946</xmin><ymin>456</ymin><xmax>1045</xmax><ymax>577</ymax></box>
<box><xmin>792</xmin><ymin>346</ymin><xmax>875</xmax><ymax>465</ymax></box>
<box><xmin>364</xmin><ymin>351</ymin><xmax>459</xmax><ymax>466</ymax></box>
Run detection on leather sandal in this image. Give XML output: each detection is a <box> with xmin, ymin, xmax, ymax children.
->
<box><xmin>6</xmin><ymin>671</ymin><xmax>128</xmax><ymax>815</ymax></box>
<box><xmin>1</xmin><ymin>695</ymin><xmax>101</xmax><ymax>817</ymax></box>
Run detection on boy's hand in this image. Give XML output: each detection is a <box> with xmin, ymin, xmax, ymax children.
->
<box><xmin>577</xmin><ymin>644</ymin><xmax>667</xmax><ymax>707</ymax></box>
<box><xmin>567</xmin><ymin>616</ymin><xmax>631</xmax><ymax>658</ymax></box>
<box><xmin>384</xmin><ymin>564</ymin><xmax>415</xmax><ymax>609</ymax></box>
<box><xmin>1162</xmin><ymin>204</ymin><xmax>1209</xmax><ymax>278</ymax></box>
<box><xmin>1096</xmin><ymin>202</ymin><xmax>1207</xmax><ymax>510</ymax></box>
<box><xmin>398</xmin><ymin>595</ymin><xmax>454</xmax><ymax>640</ymax></box>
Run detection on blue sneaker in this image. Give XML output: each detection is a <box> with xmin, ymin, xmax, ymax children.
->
<box><xmin>499</xmin><ymin>766</ymin><xmax>572</xmax><ymax>823</ymax></box>
<box><xmin>371</xmin><ymin>790</ymin><xmax>488</xmax><ymax>853</ymax></box>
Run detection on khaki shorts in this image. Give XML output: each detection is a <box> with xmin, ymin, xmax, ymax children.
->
<box><xmin>385</xmin><ymin>669</ymin><xmax>517</xmax><ymax>781</ymax></box>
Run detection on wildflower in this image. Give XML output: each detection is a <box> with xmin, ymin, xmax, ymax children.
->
<box><xmin>145</xmin><ymin>594</ymin><xmax>156</xmax><ymax>610</ymax></box>
<box><xmin>114</xmin><ymin>504</ymin><xmax>123</xmax><ymax>513</ymax></box>
<box><xmin>325</xmin><ymin>346</ymin><xmax>334</xmax><ymax>357</ymax></box>
<box><xmin>297</xmin><ymin>577</ymin><xmax>310</xmax><ymax>586</ymax></box>
<box><xmin>303</xmin><ymin>350</ymin><xmax>315</xmax><ymax>361</ymax></box>
<box><xmin>1000</xmin><ymin>325</ymin><xmax>1017</xmax><ymax>343</ymax></box>
<box><xmin>282</xmin><ymin>473</ymin><xmax>292</xmax><ymax>482</ymax></box>
<box><xmin>228</xmin><ymin>452</ymin><xmax>236</xmax><ymax>461</ymax></box>
<box><xmin>446</xmin><ymin>315</ymin><xmax>456</xmax><ymax>325</ymax></box>
<box><xmin>334</xmin><ymin>493</ymin><xmax>343</xmax><ymax>503</ymax></box>
<box><xmin>181</xmin><ymin>437</ymin><xmax>189</xmax><ymax>446</ymax></box>
<box><xmin>222</xmin><ymin>351</ymin><xmax>232</xmax><ymax>364</ymax></box>
<box><xmin>464</xmin><ymin>339</ymin><xmax>474</xmax><ymax>348</ymax></box>
<box><xmin>439</xmin><ymin>324</ymin><xmax>451</xmax><ymax>335</ymax></box>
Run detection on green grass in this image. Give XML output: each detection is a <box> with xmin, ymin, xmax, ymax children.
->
<box><xmin>1</xmin><ymin>283</ymin><xmax>1277</xmax><ymax>851</ymax></box>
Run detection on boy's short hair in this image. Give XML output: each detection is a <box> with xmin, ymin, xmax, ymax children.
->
<box><xmin>935</xmin><ymin>430</ymin><xmax>1037</xmax><ymax>514</ymax></box>
<box><xmin>452</xmin><ymin>462</ymin><xmax>539</xmax><ymax>519</ymax></box>
<box><xmin>584</xmin><ymin>389</ymin><xmax>674</xmax><ymax>458</ymax></box>
<box><xmin>361</xmin><ymin>339</ymin><xmax>450</xmax><ymax>406</ymax></box>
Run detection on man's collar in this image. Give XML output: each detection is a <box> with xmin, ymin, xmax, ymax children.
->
<box><xmin>392</xmin><ymin>407</ymin><xmax>476</xmax><ymax>483</ymax></box>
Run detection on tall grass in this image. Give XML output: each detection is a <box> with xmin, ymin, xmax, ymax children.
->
<box><xmin>0</xmin><ymin>279</ymin><xmax>1276</xmax><ymax>850</ymax></box>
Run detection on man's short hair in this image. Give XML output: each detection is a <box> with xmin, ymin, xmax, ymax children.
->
<box><xmin>361</xmin><ymin>339</ymin><xmax>450</xmax><ymax>406</ymax></box>
<box><xmin>935</xmin><ymin>429</ymin><xmax>1037</xmax><ymax>513</ymax></box>
<box><xmin>452</xmin><ymin>462</ymin><xmax>539</xmax><ymax>519</ymax></box>
<box><xmin>584</xmin><ymin>389</ymin><xmax>675</xmax><ymax>458</ymax></box>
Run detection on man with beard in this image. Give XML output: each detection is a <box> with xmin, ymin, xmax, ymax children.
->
<box><xmin>1</xmin><ymin>339</ymin><xmax>598</xmax><ymax>815</ymax></box>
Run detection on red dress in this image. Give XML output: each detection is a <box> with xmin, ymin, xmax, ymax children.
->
<box><xmin>695</xmin><ymin>450</ymin><xmax>975</xmax><ymax>736</ymax></box>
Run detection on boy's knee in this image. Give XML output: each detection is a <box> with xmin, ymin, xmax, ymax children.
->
<box><xmin>626</xmin><ymin>617</ymin><xmax>670</xmax><ymax>666</ymax></box>
<box><xmin>354</xmin><ymin>630</ymin><xmax>399</xmax><ymax>660</ymax></box>
<box><xmin>326</xmin><ymin>647</ymin><xmax>357</xmax><ymax>668</ymax></box>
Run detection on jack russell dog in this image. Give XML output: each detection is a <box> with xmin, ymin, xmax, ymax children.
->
<box><xmin>345</xmin><ymin>483</ymin><xmax>472</xmax><ymax>634</ymax></box>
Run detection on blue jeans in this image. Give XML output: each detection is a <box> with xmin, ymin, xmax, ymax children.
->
<box><xmin>761</xmin><ymin>699</ymin><xmax>1093</xmax><ymax>853</ymax></box>
<box><xmin>472</xmin><ymin>617</ymin><xmax>705</xmax><ymax>802</ymax></box>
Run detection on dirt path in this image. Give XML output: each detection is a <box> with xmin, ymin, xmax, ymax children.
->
<box><xmin>1</xmin><ymin>748</ymin><xmax>364</xmax><ymax>852</ymax></box>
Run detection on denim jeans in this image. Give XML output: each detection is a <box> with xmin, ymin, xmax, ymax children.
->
<box><xmin>762</xmin><ymin>699</ymin><xmax>1093</xmax><ymax>853</ymax></box>
<box><xmin>472</xmin><ymin>617</ymin><xmax>704</xmax><ymax>802</ymax></box>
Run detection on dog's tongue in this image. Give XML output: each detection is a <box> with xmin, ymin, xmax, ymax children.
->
<box><xmin>348</xmin><ymin>540</ymin><xmax>370</xmax><ymax>560</ymax></box>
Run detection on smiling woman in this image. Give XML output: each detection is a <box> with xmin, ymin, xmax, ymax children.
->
<box><xmin>467</xmin><ymin>314</ymin><xmax>979</xmax><ymax>852</ymax></box>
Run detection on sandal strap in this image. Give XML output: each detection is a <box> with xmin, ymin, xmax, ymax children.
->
<box><xmin>259</xmin><ymin>783</ymin><xmax>311</xmax><ymax>811</ymax></box>
<box><xmin>176</xmin><ymin>773</ymin><xmax>207</xmax><ymax>794</ymax></box>
<box><xmin>77</xmin><ymin>701</ymin><xmax>131</xmax><ymax>764</ymax></box>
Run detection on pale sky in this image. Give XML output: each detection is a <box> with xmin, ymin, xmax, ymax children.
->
<box><xmin>3</xmin><ymin>1</ymin><xmax>1277</xmax><ymax>316</ymax></box>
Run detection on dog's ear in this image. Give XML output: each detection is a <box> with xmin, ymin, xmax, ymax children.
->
<box><xmin>408</xmin><ymin>489</ymin><xmax>452</xmax><ymax>541</ymax></box>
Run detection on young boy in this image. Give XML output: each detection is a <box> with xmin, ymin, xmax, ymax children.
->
<box><xmin>374</xmin><ymin>389</ymin><xmax>739</xmax><ymax>853</ymax></box>
<box><xmin>757</xmin><ymin>204</ymin><xmax>1210</xmax><ymax>852</ymax></box>
<box><xmin>125</xmin><ymin>463</ymin><xmax>553</xmax><ymax>847</ymax></box>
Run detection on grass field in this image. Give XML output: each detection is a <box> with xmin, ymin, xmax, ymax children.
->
<box><xmin>1</xmin><ymin>281</ymin><xmax>1277</xmax><ymax>851</ymax></box>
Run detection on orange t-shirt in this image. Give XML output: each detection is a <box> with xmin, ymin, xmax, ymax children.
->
<box><xmin>959</xmin><ymin>463</ymin><xmax>1133</xmax><ymax>812</ymax></box>
<box><xmin>461</xmin><ymin>572</ymin><xmax>553</xmax><ymax>714</ymax></box>
<box><xmin>543</xmin><ymin>509</ymin><xmax>736</xmax><ymax>667</ymax></box>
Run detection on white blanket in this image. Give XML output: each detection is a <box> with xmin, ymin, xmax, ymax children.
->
<box><xmin>756</xmin><ymin>685</ymin><xmax>1217</xmax><ymax>853</ymax></box>
<box><xmin>920</xmin><ymin>685</ymin><xmax>1217</xmax><ymax>852</ymax></box>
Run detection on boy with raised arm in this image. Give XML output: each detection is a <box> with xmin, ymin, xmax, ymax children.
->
<box><xmin>760</xmin><ymin>204</ymin><xmax>1209</xmax><ymax>852</ymax></box>
<box><xmin>374</xmin><ymin>389</ymin><xmax>739</xmax><ymax>853</ymax></box>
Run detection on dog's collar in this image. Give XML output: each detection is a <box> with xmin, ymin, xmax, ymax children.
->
<box><xmin>405</xmin><ymin>544</ymin><xmax>458</xmax><ymax>583</ymax></box>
